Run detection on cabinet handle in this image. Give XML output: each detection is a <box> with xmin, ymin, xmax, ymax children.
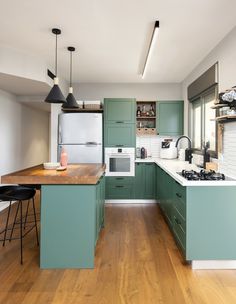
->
<box><xmin>116</xmin><ymin>185</ymin><xmax>124</xmax><ymax>188</ymax></box>
<box><xmin>145</xmin><ymin>163</ymin><xmax>153</xmax><ymax>165</ymax></box>
<box><xmin>116</xmin><ymin>177</ymin><xmax>124</xmax><ymax>180</ymax></box>
<box><xmin>115</xmin><ymin>144</ymin><xmax>124</xmax><ymax>147</ymax></box>
<box><xmin>116</xmin><ymin>121</ymin><xmax>124</xmax><ymax>123</ymax></box>
<box><xmin>174</xmin><ymin>216</ymin><xmax>181</xmax><ymax>226</ymax></box>
<box><xmin>176</xmin><ymin>192</ymin><xmax>182</xmax><ymax>198</ymax></box>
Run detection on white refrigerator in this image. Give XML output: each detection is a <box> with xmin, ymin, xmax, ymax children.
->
<box><xmin>58</xmin><ymin>113</ymin><xmax>103</xmax><ymax>163</ymax></box>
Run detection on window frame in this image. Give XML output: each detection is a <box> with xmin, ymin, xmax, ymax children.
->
<box><xmin>189</xmin><ymin>85</ymin><xmax>218</xmax><ymax>158</ymax></box>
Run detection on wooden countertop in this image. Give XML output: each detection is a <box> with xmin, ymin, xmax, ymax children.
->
<box><xmin>1</xmin><ymin>164</ymin><xmax>106</xmax><ymax>185</ymax></box>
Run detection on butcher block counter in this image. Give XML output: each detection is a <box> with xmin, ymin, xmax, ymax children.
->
<box><xmin>1</xmin><ymin>163</ymin><xmax>106</xmax><ymax>185</ymax></box>
<box><xmin>1</xmin><ymin>163</ymin><xmax>106</xmax><ymax>269</ymax></box>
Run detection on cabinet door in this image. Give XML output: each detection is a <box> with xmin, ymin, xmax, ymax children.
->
<box><xmin>104</xmin><ymin>98</ymin><xmax>135</xmax><ymax>123</ymax></box>
<box><xmin>144</xmin><ymin>163</ymin><xmax>156</xmax><ymax>199</ymax></box>
<box><xmin>104</xmin><ymin>123</ymin><xmax>136</xmax><ymax>147</ymax></box>
<box><xmin>157</xmin><ymin>101</ymin><xmax>183</xmax><ymax>136</ymax></box>
<box><xmin>134</xmin><ymin>163</ymin><xmax>145</xmax><ymax>199</ymax></box>
<box><xmin>105</xmin><ymin>176</ymin><xmax>134</xmax><ymax>199</ymax></box>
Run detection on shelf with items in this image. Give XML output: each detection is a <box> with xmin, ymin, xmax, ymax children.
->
<box><xmin>136</xmin><ymin>101</ymin><xmax>157</xmax><ymax>135</ymax></box>
<box><xmin>210</xmin><ymin>114</ymin><xmax>236</xmax><ymax>122</ymax></box>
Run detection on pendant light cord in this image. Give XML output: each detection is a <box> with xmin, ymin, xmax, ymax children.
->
<box><xmin>55</xmin><ymin>33</ymin><xmax>58</xmax><ymax>76</ymax></box>
<box><xmin>70</xmin><ymin>51</ymin><xmax>72</xmax><ymax>87</ymax></box>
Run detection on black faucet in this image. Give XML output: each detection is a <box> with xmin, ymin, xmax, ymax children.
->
<box><xmin>175</xmin><ymin>136</ymin><xmax>193</xmax><ymax>164</ymax></box>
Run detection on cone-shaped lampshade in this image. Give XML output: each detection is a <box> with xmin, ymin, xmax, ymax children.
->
<box><xmin>45</xmin><ymin>77</ymin><xmax>66</xmax><ymax>104</ymax></box>
<box><xmin>62</xmin><ymin>87</ymin><xmax>79</xmax><ymax>108</ymax></box>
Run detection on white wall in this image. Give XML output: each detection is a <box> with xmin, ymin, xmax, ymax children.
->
<box><xmin>73</xmin><ymin>83</ymin><xmax>182</xmax><ymax>101</ymax></box>
<box><xmin>0</xmin><ymin>89</ymin><xmax>49</xmax><ymax>182</ymax></box>
<box><xmin>182</xmin><ymin>26</ymin><xmax>236</xmax><ymax>133</ymax></box>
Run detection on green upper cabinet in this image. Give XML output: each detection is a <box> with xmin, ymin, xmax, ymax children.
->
<box><xmin>104</xmin><ymin>98</ymin><xmax>136</xmax><ymax>147</ymax></box>
<box><xmin>157</xmin><ymin>100</ymin><xmax>184</xmax><ymax>136</ymax></box>
<box><xmin>104</xmin><ymin>98</ymin><xmax>136</xmax><ymax>124</ymax></box>
<box><xmin>104</xmin><ymin>123</ymin><xmax>136</xmax><ymax>147</ymax></box>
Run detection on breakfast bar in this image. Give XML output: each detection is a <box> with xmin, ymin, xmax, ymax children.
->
<box><xmin>1</xmin><ymin>164</ymin><xmax>106</xmax><ymax>269</ymax></box>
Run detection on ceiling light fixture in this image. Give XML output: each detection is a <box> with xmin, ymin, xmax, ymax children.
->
<box><xmin>141</xmin><ymin>21</ymin><xmax>160</xmax><ymax>79</ymax></box>
<box><xmin>62</xmin><ymin>46</ymin><xmax>78</xmax><ymax>108</ymax></box>
<box><xmin>45</xmin><ymin>28</ymin><xmax>66</xmax><ymax>104</ymax></box>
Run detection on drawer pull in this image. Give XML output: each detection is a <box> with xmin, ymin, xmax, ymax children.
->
<box><xmin>116</xmin><ymin>177</ymin><xmax>124</xmax><ymax>180</ymax></box>
<box><xmin>116</xmin><ymin>121</ymin><xmax>124</xmax><ymax>123</ymax></box>
<box><xmin>176</xmin><ymin>192</ymin><xmax>182</xmax><ymax>198</ymax></box>
<box><xmin>116</xmin><ymin>185</ymin><xmax>124</xmax><ymax>188</ymax></box>
<box><xmin>115</xmin><ymin>144</ymin><xmax>124</xmax><ymax>147</ymax></box>
<box><xmin>174</xmin><ymin>216</ymin><xmax>181</xmax><ymax>226</ymax></box>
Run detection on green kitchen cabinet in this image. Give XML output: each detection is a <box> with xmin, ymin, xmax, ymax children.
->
<box><xmin>134</xmin><ymin>163</ymin><xmax>156</xmax><ymax>199</ymax></box>
<box><xmin>40</xmin><ymin>175</ymin><xmax>105</xmax><ymax>269</ymax></box>
<box><xmin>104</xmin><ymin>123</ymin><xmax>136</xmax><ymax>147</ymax></box>
<box><xmin>104</xmin><ymin>98</ymin><xmax>136</xmax><ymax>124</ymax></box>
<box><xmin>157</xmin><ymin>100</ymin><xmax>183</xmax><ymax>136</ymax></box>
<box><xmin>105</xmin><ymin>176</ymin><xmax>135</xmax><ymax>199</ymax></box>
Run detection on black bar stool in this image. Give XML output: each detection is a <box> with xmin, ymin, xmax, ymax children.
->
<box><xmin>0</xmin><ymin>185</ymin><xmax>39</xmax><ymax>264</ymax></box>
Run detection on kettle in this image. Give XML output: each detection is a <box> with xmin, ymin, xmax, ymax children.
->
<box><xmin>141</xmin><ymin>147</ymin><xmax>146</xmax><ymax>159</ymax></box>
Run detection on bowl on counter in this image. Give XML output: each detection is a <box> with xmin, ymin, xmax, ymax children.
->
<box><xmin>43</xmin><ymin>162</ymin><xmax>60</xmax><ymax>170</ymax></box>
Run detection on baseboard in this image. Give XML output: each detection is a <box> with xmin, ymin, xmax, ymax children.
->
<box><xmin>105</xmin><ymin>199</ymin><xmax>158</xmax><ymax>204</ymax></box>
<box><xmin>192</xmin><ymin>260</ymin><xmax>236</xmax><ymax>270</ymax></box>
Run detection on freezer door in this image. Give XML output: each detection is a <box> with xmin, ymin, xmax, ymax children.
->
<box><xmin>58</xmin><ymin>113</ymin><xmax>103</xmax><ymax>144</ymax></box>
<box><xmin>58</xmin><ymin>144</ymin><xmax>103</xmax><ymax>163</ymax></box>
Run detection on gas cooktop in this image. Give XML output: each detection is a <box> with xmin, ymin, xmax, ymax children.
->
<box><xmin>178</xmin><ymin>169</ymin><xmax>234</xmax><ymax>181</ymax></box>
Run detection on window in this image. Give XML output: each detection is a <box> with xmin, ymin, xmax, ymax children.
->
<box><xmin>190</xmin><ymin>86</ymin><xmax>217</xmax><ymax>156</ymax></box>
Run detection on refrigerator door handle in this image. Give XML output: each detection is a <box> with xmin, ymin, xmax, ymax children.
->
<box><xmin>85</xmin><ymin>142</ymin><xmax>98</xmax><ymax>146</ymax></box>
<box><xmin>58</xmin><ymin>125</ymin><xmax>62</xmax><ymax>144</ymax></box>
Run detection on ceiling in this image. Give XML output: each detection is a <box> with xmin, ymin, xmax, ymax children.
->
<box><xmin>0</xmin><ymin>0</ymin><xmax>235</xmax><ymax>83</ymax></box>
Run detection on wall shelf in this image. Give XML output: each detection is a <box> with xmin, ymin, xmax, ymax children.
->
<box><xmin>211</xmin><ymin>114</ymin><xmax>236</xmax><ymax>122</ymax></box>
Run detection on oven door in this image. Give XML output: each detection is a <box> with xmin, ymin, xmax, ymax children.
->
<box><xmin>105</xmin><ymin>153</ymin><xmax>135</xmax><ymax>176</ymax></box>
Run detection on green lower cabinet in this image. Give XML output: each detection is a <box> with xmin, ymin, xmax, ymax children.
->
<box><xmin>134</xmin><ymin>163</ymin><xmax>156</xmax><ymax>199</ymax></box>
<box><xmin>105</xmin><ymin>176</ymin><xmax>135</xmax><ymax>199</ymax></box>
<box><xmin>104</xmin><ymin>123</ymin><xmax>136</xmax><ymax>147</ymax></box>
<box><xmin>156</xmin><ymin>164</ymin><xmax>236</xmax><ymax>261</ymax></box>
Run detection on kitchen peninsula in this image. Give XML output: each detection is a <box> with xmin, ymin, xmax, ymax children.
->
<box><xmin>1</xmin><ymin>164</ymin><xmax>106</xmax><ymax>269</ymax></box>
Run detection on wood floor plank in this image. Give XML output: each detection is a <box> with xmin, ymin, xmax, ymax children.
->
<box><xmin>1</xmin><ymin>201</ymin><xmax>236</xmax><ymax>304</ymax></box>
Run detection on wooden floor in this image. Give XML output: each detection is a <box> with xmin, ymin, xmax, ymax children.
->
<box><xmin>0</xmin><ymin>197</ymin><xmax>236</xmax><ymax>304</ymax></box>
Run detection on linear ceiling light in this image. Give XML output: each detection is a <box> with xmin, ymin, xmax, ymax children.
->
<box><xmin>141</xmin><ymin>21</ymin><xmax>160</xmax><ymax>79</ymax></box>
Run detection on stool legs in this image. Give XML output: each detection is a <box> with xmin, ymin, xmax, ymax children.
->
<box><xmin>9</xmin><ymin>201</ymin><xmax>20</xmax><ymax>242</ymax></box>
<box><xmin>3</xmin><ymin>201</ymin><xmax>12</xmax><ymax>247</ymax></box>
<box><xmin>24</xmin><ymin>200</ymin><xmax>30</xmax><ymax>230</ymax></box>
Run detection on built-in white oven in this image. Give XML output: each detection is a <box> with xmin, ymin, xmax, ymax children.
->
<box><xmin>105</xmin><ymin>147</ymin><xmax>135</xmax><ymax>176</ymax></box>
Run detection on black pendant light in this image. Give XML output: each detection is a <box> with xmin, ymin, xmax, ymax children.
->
<box><xmin>45</xmin><ymin>28</ymin><xmax>66</xmax><ymax>104</ymax></box>
<box><xmin>62</xmin><ymin>46</ymin><xmax>78</xmax><ymax>108</ymax></box>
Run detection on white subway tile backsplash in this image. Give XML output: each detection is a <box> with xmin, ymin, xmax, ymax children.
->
<box><xmin>136</xmin><ymin>135</ymin><xmax>178</xmax><ymax>158</ymax></box>
<box><xmin>219</xmin><ymin>121</ymin><xmax>236</xmax><ymax>178</ymax></box>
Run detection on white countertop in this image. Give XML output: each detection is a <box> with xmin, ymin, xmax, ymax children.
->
<box><xmin>135</xmin><ymin>157</ymin><xmax>236</xmax><ymax>186</ymax></box>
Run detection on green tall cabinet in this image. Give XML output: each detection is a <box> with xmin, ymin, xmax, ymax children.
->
<box><xmin>104</xmin><ymin>98</ymin><xmax>136</xmax><ymax>147</ymax></box>
<box><xmin>157</xmin><ymin>100</ymin><xmax>183</xmax><ymax>136</ymax></box>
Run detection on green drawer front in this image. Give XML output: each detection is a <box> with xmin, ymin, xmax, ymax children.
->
<box><xmin>106</xmin><ymin>176</ymin><xmax>135</xmax><ymax>185</ymax></box>
<box><xmin>174</xmin><ymin>191</ymin><xmax>186</xmax><ymax>220</ymax></box>
<box><xmin>106</xmin><ymin>184</ymin><xmax>134</xmax><ymax>199</ymax></box>
<box><xmin>173</xmin><ymin>207</ymin><xmax>186</xmax><ymax>252</ymax></box>
<box><xmin>174</xmin><ymin>180</ymin><xmax>186</xmax><ymax>201</ymax></box>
